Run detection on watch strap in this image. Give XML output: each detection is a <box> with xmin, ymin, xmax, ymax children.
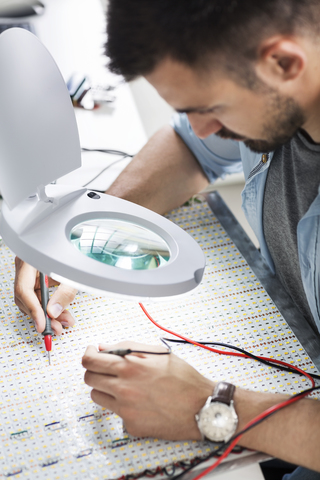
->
<box><xmin>211</xmin><ymin>382</ymin><xmax>235</xmax><ymax>406</ymax></box>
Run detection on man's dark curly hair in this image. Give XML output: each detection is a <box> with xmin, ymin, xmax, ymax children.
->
<box><xmin>106</xmin><ymin>0</ymin><xmax>319</xmax><ymax>87</ymax></box>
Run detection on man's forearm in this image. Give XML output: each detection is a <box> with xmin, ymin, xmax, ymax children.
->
<box><xmin>235</xmin><ymin>388</ymin><xmax>320</xmax><ymax>472</ymax></box>
<box><xmin>106</xmin><ymin>125</ymin><xmax>209</xmax><ymax>214</ymax></box>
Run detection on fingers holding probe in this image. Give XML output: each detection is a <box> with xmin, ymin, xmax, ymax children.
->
<box><xmin>14</xmin><ymin>257</ymin><xmax>76</xmax><ymax>335</ymax></box>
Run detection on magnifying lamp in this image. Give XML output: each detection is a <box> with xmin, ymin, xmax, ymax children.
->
<box><xmin>0</xmin><ymin>28</ymin><xmax>205</xmax><ymax>299</ymax></box>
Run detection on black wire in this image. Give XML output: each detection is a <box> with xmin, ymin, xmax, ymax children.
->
<box><xmin>81</xmin><ymin>155</ymin><xmax>130</xmax><ymax>187</ymax></box>
<box><xmin>81</xmin><ymin>147</ymin><xmax>134</xmax><ymax>157</ymax></box>
<box><xmin>80</xmin><ymin>147</ymin><xmax>135</xmax><ymax>188</ymax></box>
<box><xmin>99</xmin><ymin>338</ymin><xmax>172</xmax><ymax>357</ymax></box>
<box><xmin>162</xmin><ymin>465</ymin><xmax>176</xmax><ymax>477</ymax></box>
<box><xmin>103</xmin><ymin>339</ymin><xmax>320</xmax><ymax>479</ymax></box>
<box><xmin>97</xmin><ymin>305</ymin><xmax>320</xmax><ymax>479</ymax></box>
<box><xmin>128</xmin><ymin>348</ymin><xmax>171</xmax><ymax>355</ymax></box>
<box><xmin>163</xmin><ymin>338</ymin><xmax>320</xmax><ymax>381</ymax></box>
<box><xmin>105</xmin><ymin>339</ymin><xmax>320</xmax><ymax>480</ymax></box>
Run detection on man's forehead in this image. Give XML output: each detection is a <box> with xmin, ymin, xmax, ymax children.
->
<box><xmin>145</xmin><ymin>57</ymin><xmax>238</xmax><ymax>111</ymax></box>
<box><xmin>146</xmin><ymin>57</ymin><xmax>215</xmax><ymax>88</ymax></box>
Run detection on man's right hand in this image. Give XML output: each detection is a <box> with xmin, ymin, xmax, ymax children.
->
<box><xmin>14</xmin><ymin>257</ymin><xmax>77</xmax><ymax>335</ymax></box>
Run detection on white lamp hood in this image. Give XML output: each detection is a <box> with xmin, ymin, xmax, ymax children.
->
<box><xmin>0</xmin><ymin>29</ymin><xmax>205</xmax><ymax>298</ymax></box>
<box><xmin>0</xmin><ymin>28</ymin><xmax>81</xmax><ymax>210</ymax></box>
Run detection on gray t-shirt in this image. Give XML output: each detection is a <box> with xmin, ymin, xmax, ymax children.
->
<box><xmin>263</xmin><ymin>130</ymin><xmax>320</xmax><ymax>333</ymax></box>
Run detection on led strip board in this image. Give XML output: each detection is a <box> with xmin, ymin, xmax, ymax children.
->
<box><xmin>0</xmin><ymin>194</ymin><xmax>319</xmax><ymax>479</ymax></box>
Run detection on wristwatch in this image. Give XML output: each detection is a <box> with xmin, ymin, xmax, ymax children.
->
<box><xmin>195</xmin><ymin>382</ymin><xmax>238</xmax><ymax>443</ymax></box>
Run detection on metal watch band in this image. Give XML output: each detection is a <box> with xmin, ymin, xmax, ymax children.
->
<box><xmin>210</xmin><ymin>381</ymin><xmax>235</xmax><ymax>406</ymax></box>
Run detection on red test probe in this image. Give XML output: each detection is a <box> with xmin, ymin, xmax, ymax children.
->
<box><xmin>40</xmin><ymin>272</ymin><xmax>53</xmax><ymax>364</ymax></box>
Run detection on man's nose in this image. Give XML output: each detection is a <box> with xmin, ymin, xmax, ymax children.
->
<box><xmin>187</xmin><ymin>114</ymin><xmax>223</xmax><ymax>139</ymax></box>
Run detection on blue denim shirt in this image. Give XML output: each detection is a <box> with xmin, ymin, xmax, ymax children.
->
<box><xmin>172</xmin><ymin>113</ymin><xmax>320</xmax><ymax>334</ymax></box>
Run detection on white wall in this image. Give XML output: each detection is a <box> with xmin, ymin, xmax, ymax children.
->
<box><xmin>129</xmin><ymin>77</ymin><xmax>174</xmax><ymax>138</ymax></box>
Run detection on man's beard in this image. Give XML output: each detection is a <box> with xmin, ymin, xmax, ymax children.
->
<box><xmin>215</xmin><ymin>91</ymin><xmax>306</xmax><ymax>154</ymax></box>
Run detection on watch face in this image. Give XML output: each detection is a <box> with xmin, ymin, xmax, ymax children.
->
<box><xmin>198</xmin><ymin>402</ymin><xmax>237</xmax><ymax>442</ymax></box>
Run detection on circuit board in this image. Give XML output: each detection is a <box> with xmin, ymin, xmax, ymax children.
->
<box><xmin>0</xmin><ymin>200</ymin><xmax>318</xmax><ymax>479</ymax></box>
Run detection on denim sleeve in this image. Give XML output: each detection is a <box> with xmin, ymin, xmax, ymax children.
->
<box><xmin>171</xmin><ymin>113</ymin><xmax>243</xmax><ymax>183</ymax></box>
<box><xmin>283</xmin><ymin>467</ymin><xmax>320</xmax><ymax>480</ymax></box>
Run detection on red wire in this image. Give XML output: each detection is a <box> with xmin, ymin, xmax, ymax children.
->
<box><xmin>190</xmin><ymin>393</ymin><xmax>311</xmax><ymax>480</ymax></box>
<box><xmin>138</xmin><ymin>303</ymin><xmax>315</xmax><ymax>387</ymax></box>
<box><xmin>138</xmin><ymin>302</ymin><xmax>315</xmax><ymax>479</ymax></box>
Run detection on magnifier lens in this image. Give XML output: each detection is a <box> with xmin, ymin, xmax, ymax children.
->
<box><xmin>70</xmin><ymin>219</ymin><xmax>170</xmax><ymax>270</ymax></box>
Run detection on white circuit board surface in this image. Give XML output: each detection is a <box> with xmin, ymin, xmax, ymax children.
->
<box><xmin>0</xmin><ymin>200</ymin><xmax>318</xmax><ymax>479</ymax></box>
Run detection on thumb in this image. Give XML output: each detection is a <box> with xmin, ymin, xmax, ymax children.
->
<box><xmin>47</xmin><ymin>284</ymin><xmax>77</xmax><ymax>319</ymax></box>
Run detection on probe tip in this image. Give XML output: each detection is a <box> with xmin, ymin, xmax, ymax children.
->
<box><xmin>48</xmin><ymin>351</ymin><xmax>51</xmax><ymax>365</ymax></box>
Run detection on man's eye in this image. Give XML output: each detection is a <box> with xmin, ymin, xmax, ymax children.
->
<box><xmin>198</xmin><ymin>107</ymin><xmax>219</xmax><ymax>115</ymax></box>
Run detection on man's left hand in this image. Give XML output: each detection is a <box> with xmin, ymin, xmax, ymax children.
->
<box><xmin>82</xmin><ymin>341</ymin><xmax>214</xmax><ymax>440</ymax></box>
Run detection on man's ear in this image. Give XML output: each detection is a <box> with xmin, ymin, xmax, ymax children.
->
<box><xmin>256</xmin><ymin>36</ymin><xmax>307</xmax><ymax>86</ymax></box>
